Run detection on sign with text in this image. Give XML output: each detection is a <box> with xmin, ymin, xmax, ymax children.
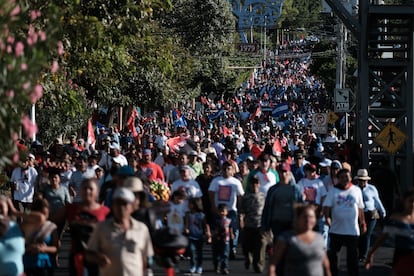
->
<box><xmin>334</xmin><ymin>88</ymin><xmax>352</xmax><ymax>112</ymax></box>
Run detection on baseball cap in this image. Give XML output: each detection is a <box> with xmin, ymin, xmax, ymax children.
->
<box><xmin>116</xmin><ymin>165</ymin><xmax>135</xmax><ymax>177</ymax></box>
<box><xmin>189</xmin><ymin>150</ymin><xmax>198</xmax><ymax>156</ymax></box>
<box><xmin>123</xmin><ymin>177</ymin><xmax>144</xmax><ymax>192</ymax></box>
<box><xmin>112</xmin><ymin>187</ymin><xmax>135</xmax><ymax>203</ymax></box>
<box><xmin>278</xmin><ymin>162</ymin><xmax>291</xmax><ymax>172</ymax></box>
<box><xmin>109</xmin><ymin>143</ymin><xmax>120</xmax><ymax>150</ymax></box>
<box><xmin>28</xmin><ymin>153</ymin><xmax>35</xmax><ymax>160</ymax></box>
<box><xmin>179</xmin><ymin>165</ymin><xmax>191</xmax><ymax>171</ymax></box>
<box><xmin>331</xmin><ymin>160</ymin><xmax>342</xmax><ymax>169</ymax></box>
<box><xmin>319</xmin><ymin>158</ymin><xmax>332</xmax><ymax>167</ymax></box>
<box><xmin>143</xmin><ymin>149</ymin><xmax>152</xmax><ymax>155</ymax></box>
<box><xmin>304</xmin><ymin>163</ymin><xmax>317</xmax><ymax>171</ymax></box>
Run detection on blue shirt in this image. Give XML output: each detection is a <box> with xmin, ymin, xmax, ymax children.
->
<box><xmin>361</xmin><ymin>183</ymin><xmax>386</xmax><ymax>217</ymax></box>
<box><xmin>0</xmin><ymin>221</ymin><xmax>25</xmax><ymax>276</ymax></box>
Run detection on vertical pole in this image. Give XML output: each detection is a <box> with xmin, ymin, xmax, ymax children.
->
<box><xmin>31</xmin><ymin>104</ymin><xmax>36</xmax><ymax>142</ymax></box>
<box><xmin>359</xmin><ymin>0</ymin><xmax>369</xmax><ymax>168</ymax></box>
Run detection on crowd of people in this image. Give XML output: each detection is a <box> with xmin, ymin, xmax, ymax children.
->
<box><xmin>0</xmin><ymin>40</ymin><xmax>411</xmax><ymax>276</ymax></box>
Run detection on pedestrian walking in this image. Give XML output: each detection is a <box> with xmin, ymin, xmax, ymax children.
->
<box><xmin>184</xmin><ymin>197</ymin><xmax>212</xmax><ymax>274</ymax></box>
<box><xmin>365</xmin><ymin>188</ymin><xmax>414</xmax><ymax>276</ymax></box>
<box><xmin>212</xmin><ymin>204</ymin><xmax>233</xmax><ymax>275</ymax></box>
<box><xmin>269</xmin><ymin>204</ymin><xmax>331</xmax><ymax>276</ymax></box>
<box><xmin>323</xmin><ymin>168</ymin><xmax>366</xmax><ymax>276</ymax></box>
<box><xmin>354</xmin><ymin>169</ymin><xmax>386</xmax><ymax>262</ymax></box>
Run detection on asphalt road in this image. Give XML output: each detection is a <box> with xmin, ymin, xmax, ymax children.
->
<box><xmin>55</xmin><ymin>232</ymin><xmax>394</xmax><ymax>276</ymax></box>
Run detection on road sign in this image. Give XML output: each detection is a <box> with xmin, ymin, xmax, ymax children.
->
<box><xmin>328</xmin><ymin>111</ymin><xmax>339</xmax><ymax>124</ymax></box>
<box><xmin>312</xmin><ymin>113</ymin><xmax>328</xmax><ymax>134</ymax></box>
<box><xmin>375</xmin><ymin>123</ymin><xmax>407</xmax><ymax>154</ymax></box>
<box><xmin>334</xmin><ymin>88</ymin><xmax>352</xmax><ymax>112</ymax></box>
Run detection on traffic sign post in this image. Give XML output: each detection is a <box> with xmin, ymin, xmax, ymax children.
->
<box><xmin>334</xmin><ymin>88</ymin><xmax>352</xmax><ymax>112</ymax></box>
<box><xmin>374</xmin><ymin>123</ymin><xmax>408</xmax><ymax>155</ymax></box>
<box><xmin>312</xmin><ymin>113</ymin><xmax>328</xmax><ymax>134</ymax></box>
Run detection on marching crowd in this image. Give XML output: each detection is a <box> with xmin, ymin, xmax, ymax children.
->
<box><xmin>1</xmin><ymin>40</ymin><xmax>413</xmax><ymax>276</ymax></box>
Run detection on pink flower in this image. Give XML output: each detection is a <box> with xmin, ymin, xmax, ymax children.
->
<box><xmin>57</xmin><ymin>41</ymin><xmax>64</xmax><ymax>55</ymax></box>
<box><xmin>12</xmin><ymin>152</ymin><xmax>20</xmax><ymax>163</ymax></box>
<box><xmin>38</xmin><ymin>30</ymin><xmax>46</xmax><ymax>41</ymax></box>
<box><xmin>30</xmin><ymin>10</ymin><xmax>41</xmax><ymax>21</ymax></box>
<box><xmin>21</xmin><ymin>115</ymin><xmax>38</xmax><ymax>137</ymax></box>
<box><xmin>22</xmin><ymin>82</ymin><xmax>30</xmax><ymax>90</ymax></box>
<box><xmin>21</xmin><ymin>63</ymin><xmax>28</xmax><ymax>71</ymax></box>
<box><xmin>10</xmin><ymin>6</ymin><xmax>20</xmax><ymax>17</ymax></box>
<box><xmin>27</xmin><ymin>25</ymin><xmax>38</xmax><ymax>45</ymax></box>
<box><xmin>51</xmin><ymin>60</ymin><xmax>59</xmax><ymax>73</ymax></box>
<box><xmin>7</xmin><ymin>36</ymin><xmax>14</xmax><ymax>44</ymax></box>
<box><xmin>6</xmin><ymin>90</ymin><xmax>15</xmax><ymax>98</ymax></box>
<box><xmin>14</xmin><ymin>41</ymin><xmax>24</xmax><ymax>57</ymax></box>
<box><xmin>6</xmin><ymin>45</ymin><xmax>12</xmax><ymax>53</ymax></box>
<box><xmin>30</xmin><ymin>84</ymin><xmax>43</xmax><ymax>103</ymax></box>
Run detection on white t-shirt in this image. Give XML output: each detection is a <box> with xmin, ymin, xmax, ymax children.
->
<box><xmin>167</xmin><ymin>201</ymin><xmax>187</xmax><ymax>233</ymax></box>
<box><xmin>171</xmin><ymin>179</ymin><xmax>203</xmax><ymax>199</ymax></box>
<box><xmin>297</xmin><ymin>177</ymin><xmax>327</xmax><ymax>205</ymax></box>
<box><xmin>323</xmin><ymin>185</ymin><xmax>364</xmax><ymax>236</ymax></box>
<box><xmin>208</xmin><ymin>176</ymin><xmax>244</xmax><ymax>211</ymax></box>
<box><xmin>11</xmin><ymin>167</ymin><xmax>38</xmax><ymax>203</ymax></box>
<box><xmin>255</xmin><ymin>170</ymin><xmax>277</xmax><ymax>197</ymax></box>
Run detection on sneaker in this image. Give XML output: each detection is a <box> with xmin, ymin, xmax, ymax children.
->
<box><xmin>189</xmin><ymin>266</ymin><xmax>196</xmax><ymax>273</ymax></box>
<box><xmin>222</xmin><ymin>268</ymin><xmax>230</xmax><ymax>275</ymax></box>
<box><xmin>196</xmin><ymin>267</ymin><xmax>203</xmax><ymax>274</ymax></box>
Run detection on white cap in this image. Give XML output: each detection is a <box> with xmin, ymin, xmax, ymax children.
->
<box><xmin>112</xmin><ymin>187</ymin><xmax>135</xmax><ymax>203</ymax></box>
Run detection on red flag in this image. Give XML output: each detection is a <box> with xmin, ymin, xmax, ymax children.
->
<box><xmin>250</xmin><ymin>106</ymin><xmax>261</xmax><ymax>121</ymax></box>
<box><xmin>201</xmin><ymin>96</ymin><xmax>208</xmax><ymax>105</ymax></box>
<box><xmin>234</xmin><ymin>96</ymin><xmax>241</xmax><ymax>105</ymax></box>
<box><xmin>222</xmin><ymin>126</ymin><xmax>231</xmax><ymax>137</ymax></box>
<box><xmin>167</xmin><ymin>136</ymin><xmax>187</xmax><ymax>153</ymax></box>
<box><xmin>87</xmin><ymin>119</ymin><xmax>96</xmax><ymax>148</ymax></box>
<box><xmin>251</xmin><ymin>144</ymin><xmax>263</xmax><ymax>159</ymax></box>
<box><xmin>127</xmin><ymin>108</ymin><xmax>138</xmax><ymax>137</ymax></box>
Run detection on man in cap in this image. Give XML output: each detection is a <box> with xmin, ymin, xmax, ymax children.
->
<box><xmin>262</xmin><ymin>162</ymin><xmax>303</xmax><ymax>242</ymax></box>
<box><xmin>291</xmin><ymin>150</ymin><xmax>306</xmax><ymax>182</ymax></box>
<box><xmin>171</xmin><ymin>165</ymin><xmax>202</xmax><ymax>201</ymax></box>
<box><xmin>246</xmin><ymin>153</ymin><xmax>279</xmax><ymax>197</ymax></box>
<box><xmin>10</xmin><ymin>154</ymin><xmax>39</xmax><ymax>214</ymax></box>
<box><xmin>323</xmin><ymin>168</ymin><xmax>366</xmax><ymax>276</ymax></box>
<box><xmin>86</xmin><ymin>187</ymin><xmax>153</xmax><ymax>276</ymax></box>
<box><xmin>354</xmin><ymin>169</ymin><xmax>386</xmax><ymax>262</ymax></box>
<box><xmin>98</xmin><ymin>142</ymin><xmax>127</xmax><ymax>170</ymax></box>
<box><xmin>298</xmin><ymin>163</ymin><xmax>329</xmax><ymax>246</ymax></box>
<box><xmin>188</xmin><ymin>150</ymin><xmax>204</xmax><ymax>177</ymax></box>
<box><xmin>139</xmin><ymin>149</ymin><xmax>165</xmax><ymax>182</ymax></box>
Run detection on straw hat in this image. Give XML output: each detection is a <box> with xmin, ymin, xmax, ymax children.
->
<box><xmin>354</xmin><ymin>169</ymin><xmax>371</xmax><ymax>181</ymax></box>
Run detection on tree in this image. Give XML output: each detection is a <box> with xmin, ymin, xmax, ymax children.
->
<box><xmin>0</xmin><ymin>1</ymin><xmax>61</xmax><ymax>167</ymax></box>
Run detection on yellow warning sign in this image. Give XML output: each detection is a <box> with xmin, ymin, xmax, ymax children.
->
<box><xmin>375</xmin><ymin>123</ymin><xmax>407</xmax><ymax>154</ymax></box>
<box><xmin>328</xmin><ymin>111</ymin><xmax>339</xmax><ymax>124</ymax></box>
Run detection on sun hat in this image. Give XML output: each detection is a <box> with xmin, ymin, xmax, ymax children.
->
<box><xmin>123</xmin><ymin>177</ymin><xmax>144</xmax><ymax>192</ymax></box>
<box><xmin>354</xmin><ymin>169</ymin><xmax>371</xmax><ymax>181</ymax></box>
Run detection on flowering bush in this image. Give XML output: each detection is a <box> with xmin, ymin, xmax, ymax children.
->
<box><xmin>0</xmin><ymin>1</ymin><xmax>60</xmax><ymax>167</ymax></box>
<box><xmin>149</xmin><ymin>179</ymin><xmax>170</xmax><ymax>201</ymax></box>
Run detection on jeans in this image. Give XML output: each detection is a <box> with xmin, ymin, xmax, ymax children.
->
<box><xmin>328</xmin><ymin>233</ymin><xmax>359</xmax><ymax>276</ymax></box>
<box><xmin>212</xmin><ymin>240</ymin><xmax>230</xmax><ymax>270</ymax></box>
<box><xmin>188</xmin><ymin>239</ymin><xmax>204</xmax><ymax>268</ymax></box>
<box><xmin>358</xmin><ymin>217</ymin><xmax>377</xmax><ymax>259</ymax></box>
<box><xmin>270</xmin><ymin>220</ymin><xmax>292</xmax><ymax>242</ymax></box>
<box><xmin>227</xmin><ymin>210</ymin><xmax>239</xmax><ymax>252</ymax></box>
<box><xmin>317</xmin><ymin>216</ymin><xmax>330</xmax><ymax>249</ymax></box>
